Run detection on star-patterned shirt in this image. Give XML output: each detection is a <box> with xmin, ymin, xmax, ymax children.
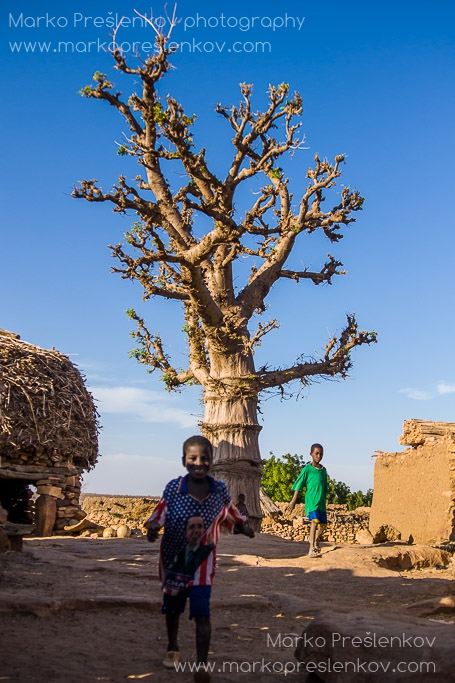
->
<box><xmin>148</xmin><ymin>474</ymin><xmax>243</xmax><ymax>587</ymax></box>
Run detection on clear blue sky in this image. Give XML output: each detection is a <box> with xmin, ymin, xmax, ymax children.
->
<box><xmin>1</xmin><ymin>1</ymin><xmax>454</xmax><ymax>496</ymax></box>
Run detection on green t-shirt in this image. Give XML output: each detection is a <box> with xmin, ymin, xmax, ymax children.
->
<box><xmin>291</xmin><ymin>464</ymin><xmax>327</xmax><ymax>514</ymax></box>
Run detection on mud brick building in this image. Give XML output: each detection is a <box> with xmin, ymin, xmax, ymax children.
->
<box><xmin>369</xmin><ymin>419</ymin><xmax>455</xmax><ymax>544</ymax></box>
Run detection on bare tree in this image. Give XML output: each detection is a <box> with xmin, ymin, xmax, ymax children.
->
<box><xmin>73</xmin><ymin>25</ymin><xmax>377</xmax><ymax>525</ymax></box>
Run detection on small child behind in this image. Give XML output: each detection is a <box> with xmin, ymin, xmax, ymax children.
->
<box><xmin>233</xmin><ymin>493</ymin><xmax>249</xmax><ymax>535</ymax></box>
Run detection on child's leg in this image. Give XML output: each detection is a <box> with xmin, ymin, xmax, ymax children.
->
<box><xmin>166</xmin><ymin>612</ymin><xmax>180</xmax><ymax>652</ymax></box>
<box><xmin>195</xmin><ymin>616</ymin><xmax>211</xmax><ymax>664</ymax></box>
<box><xmin>314</xmin><ymin>523</ymin><xmax>324</xmax><ymax>549</ymax></box>
<box><xmin>309</xmin><ymin>520</ymin><xmax>317</xmax><ymax>551</ymax></box>
<box><xmin>162</xmin><ymin>591</ymin><xmax>187</xmax><ymax>654</ymax></box>
<box><xmin>189</xmin><ymin>586</ymin><xmax>212</xmax><ymax>665</ymax></box>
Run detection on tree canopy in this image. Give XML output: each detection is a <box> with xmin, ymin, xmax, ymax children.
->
<box><xmin>73</xmin><ymin>20</ymin><xmax>376</xmax><ymax>524</ymax></box>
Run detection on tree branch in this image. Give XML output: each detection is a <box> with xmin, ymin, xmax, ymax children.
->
<box><xmin>249</xmin><ymin>319</ymin><xmax>280</xmax><ymax>351</ymax></box>
<box><xmin>279</xmin><ymin>255</ymin><xmax>346</xmax><ymax>285</ymax></box>
<box><xmin>252</xmin><ymin>314</ymin><xmax>377</xmax><ymax>391</ymax></box>
<box><xmin>127</xmin><ymin>310</ymin><xmax>194</xmax><ymax>390</ymax></box>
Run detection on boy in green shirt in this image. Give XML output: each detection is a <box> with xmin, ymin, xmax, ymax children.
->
<box><xmin>286</xmin><ymin>443</ymin><xmax>327</xmax><ymax>557</ymax></box>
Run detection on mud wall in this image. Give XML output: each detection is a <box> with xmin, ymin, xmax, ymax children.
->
<box><xmin>369</xmin><ymin>420</ymin><xmax>455</xmax><ymax>544</ymax></box>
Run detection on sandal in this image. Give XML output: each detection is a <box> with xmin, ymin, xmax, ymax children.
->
<box><xmin>162</xmin><ymin>650</ymin><xmax>179</xmax><ymax>669</ymax></box>
<box><xmin>308</xmin><ymin>548</ymin><xmax>321</xmax><ymax>558</ymax></box>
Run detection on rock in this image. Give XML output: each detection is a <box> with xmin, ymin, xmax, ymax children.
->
<box><xmin>116</xmin><ymin>524</ymin><xmax>131</xmax><ymax>538</ymax></box>
<box><xmin>0</xmin><ymin>505</ymin><xmax>7</xmax><ymax>524</ymax></box>
<box><xmin>36</xmin><ymin>485</ymin><xmax>63</xmax><ymax>498</ymax></box>
<box><xmin>371</xmin><ymin>546</ymin><xmax>450</xmax><ymax>570</ymax></box>
<box><xmin>36</xmin><ymin>478</ymin><xmax>63</xmax><ymax>486</ymax></box>
<box><xmin>0</xmin><ymin>528</ymin><xmax>9</xmax><ymax>553</ymax></box>
<box><xmin>2</xmin><ymin>522</ymin><xmax>34</xmax><ymax>536</ymax></box>
<box><xmin>35</xmin><ymin>494</ymin><xmax>57</xmax><ymax>537</ymax></box>
<box><xmin>407</xmin><ymin>596</ymin><xmax>455</xmax><ymax>616</ymax></box>
<box><xmin>355</xmin><ymin>528</ymin><xmax>374</xmax><ymax>545</ymax></box>
<box><xmin>63</xmin><ymin>518</ymin><xmax>105</xmax><ymax>534</ymax></box>
<box><xmin>102</xmin><ymin>527</ymin><xmax>116</xmax><ymax>538</ymax></box>
<box><xmin>373</xmin><ymin>524</ymin><xmax>401</xmax><ymax>543</ymax></box>
<box><xmin>56</xmin><ymin>505</ymin><xmax>81</xmax><ymax>518</ymax></box>
<box><xmin>295</xmin><ymin>608</ymin><xmax>455</xmax><ymax>681</ymax></box>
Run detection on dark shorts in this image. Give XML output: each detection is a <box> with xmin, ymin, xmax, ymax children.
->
<box><xmin>308</xmin><ymin>510</ymin><xmax>328</xmax><ymax>525</ymax></box>
<box><xmin>162</xmin><ymin>585</ymin><xmax>211</xmax><ymax>619</ymax></box>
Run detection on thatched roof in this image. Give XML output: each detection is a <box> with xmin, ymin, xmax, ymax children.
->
<box><xmin>0</xmin><ymin>331</ymin><xmax>99</xmax><ymax>470</ymax></box>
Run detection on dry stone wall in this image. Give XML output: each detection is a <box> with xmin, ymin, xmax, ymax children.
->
<box><xmin>261</xmin><ymin>503</ymin><xmax>371</xmax><ymax>544</ymax></box>
<box><xmin>81</xmin><ymin>495</ymin><xmax>371</xmax><ymax>544</ymax></box>
<box><xmin>0</xmin><ymin>466</ymin><xmax>87</xmax><ymax>535</ymax></box>
<box><xmin>80</xmin><ymin>494</ymin><xmax>159</xmax><ymax>535</ymax></box>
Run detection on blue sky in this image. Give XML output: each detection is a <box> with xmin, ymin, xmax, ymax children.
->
<box><xmin>1</xmin><ymin>1</ymin><xmax>454</xmax><ymax>496</ymax></box>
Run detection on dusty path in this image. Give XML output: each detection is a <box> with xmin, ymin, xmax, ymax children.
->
<box><xmin>0</xmin><ymin>534</ymin><xmax>454</xmax><ymax>682</ymax></box>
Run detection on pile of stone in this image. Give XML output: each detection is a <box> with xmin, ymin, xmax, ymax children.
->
<box><xmin>261</xmin><ymin>503</ymin><xmax>371</xmax><ymax>544</ymax></box>
<box><xmin>79</xmin><ymin>494</ymin><xmax>159</xmax><ymax>537</ymax></box>
<box><xmin>79</xmin><ymin>495</ymin><xmax>372</xmax><ymax>544</ymax></box>
<box><xmin>42</xmin><ymin>474</ymin><xmax>86</xmax><ymax>532</ymax></box>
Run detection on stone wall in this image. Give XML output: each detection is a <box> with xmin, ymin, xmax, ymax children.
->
<box><xmin>81</xmin><ymin>494</ymin><xmax>159</xmax><ymax>533</ymax></box>
<box><xmin>262</xmin><ymin>503</ymin><xmax>371</xmax><ymax>544</ymax></box>
<box><xmin>369</xmin><ymin>419</ymin><xmax>455</xmax><ymax>545</ymax></box>
<box><xmin>0</xmin><ymin>466</ymin><xmax>87</xmax><ymax>536</ymax></box>
<box><xmin>80</xmin><ymin>495</ymin><xmax>371</xmax><ymax>544</ymax></box>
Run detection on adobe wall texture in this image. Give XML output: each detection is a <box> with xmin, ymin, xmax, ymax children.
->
<box><xmin>369</xmin><ymin>420</ymin><xmax>455</xmax><ymax>544</ymax></box>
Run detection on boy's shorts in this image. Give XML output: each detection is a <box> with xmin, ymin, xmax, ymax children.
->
<box><xmin>162</xmin><ymin>585</ymin><xmax>211</xmax><ymax>619</ymax></box>
<box><xmin>307</xmin><ymin>510</ymin><xmax>327</xmax><ymax>525</ymax></box>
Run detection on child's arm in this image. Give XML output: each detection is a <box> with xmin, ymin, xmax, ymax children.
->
<box><xmin>144</xmin><ymin>497</ymin><xmax>167</xmax><ymax>542</ymax></box>
<box><xmin>235</xmin><ymin>521</ymin><xmax>254</xmax><ymax>538</ymax></box>
<box><xmin>285</xmin><ymin>490</ymin><xmax>300</xmax><ymax>515</ymax></box>
<box><xmin>144</xmin><ymin>519</ymin><xmax>161</xmax><ymax>542</ymax></box>
<box><xmin>285</xmin><ymin>466</ymin><xmax>308</xmax><ymax>515</ymax></box>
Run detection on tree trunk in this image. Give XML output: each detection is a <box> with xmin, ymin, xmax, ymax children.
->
<box><xmin>201</xmin><ymin>348</ymin><xmax>263</xmax><ymax>529</ymax></box>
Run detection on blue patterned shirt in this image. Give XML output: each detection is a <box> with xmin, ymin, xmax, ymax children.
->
<box><xmin>148</xmin><ymin>474</ymin><xmax>243</xmax><ymax>586</ymax></box>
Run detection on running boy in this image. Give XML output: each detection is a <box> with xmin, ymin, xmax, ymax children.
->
<box><xmin>144</xmin><ymin>435</ymin><xmax>254</xmax><ymax>681</ymax></box>
<box><xmin>286</xmin><ymin>443</ymin><xmax>328</xmax><ymax>558</ymax></box>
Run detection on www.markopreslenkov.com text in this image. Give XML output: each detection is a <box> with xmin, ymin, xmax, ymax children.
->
<box><xmin>175</xmin><ymin>658</ymin><xmax>436</xmax><ymax>676</ymax></box>
<box><xmin>8</xmin><ymin>38</ymin><xmax>272</xmax><ymax>54</ymax></box>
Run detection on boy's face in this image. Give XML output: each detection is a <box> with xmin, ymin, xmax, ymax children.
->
<box><xmin>311</xmin><ymin>447</ymin><xmax>323</xmax><ymax>464</ymax></box>
<box><xmin>185</xmin><ymin>516</ymin><xmax>204</xmax><ymax>547</ymax></box>
<box><xmin>182</xmin><ymin>444</ymin><xmax>212</xmax><ymax>480</ymax></box>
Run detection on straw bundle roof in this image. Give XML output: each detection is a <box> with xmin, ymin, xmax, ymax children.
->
<box><xmin>0</xmin><ymin>331</ymin><xmax>99</xmax><ymax>470</ymax></box>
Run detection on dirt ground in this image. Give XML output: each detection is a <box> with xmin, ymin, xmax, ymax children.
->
<box><xmin>0</xmin><ymin>534</ymin><xmax>454</xmax><ymax>682</ymax></box>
